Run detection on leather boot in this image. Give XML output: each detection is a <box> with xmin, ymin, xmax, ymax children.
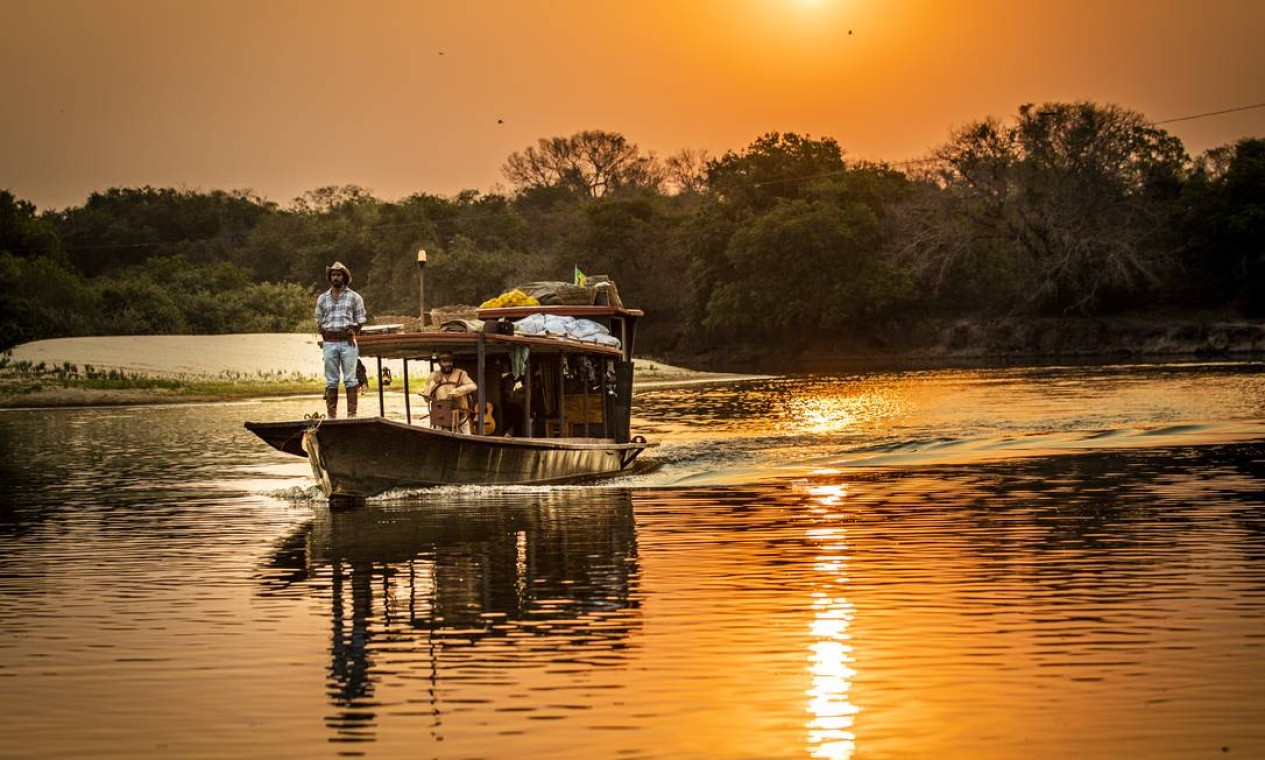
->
<box><xmin>346</xmin><ymin>385</ymin><xmax>359</xmax><ymax>418</ymax></box>
<box><xmin>324</xmin><ymin>387</ymin><xmax>339</xmax><ymax>419</ymax></box>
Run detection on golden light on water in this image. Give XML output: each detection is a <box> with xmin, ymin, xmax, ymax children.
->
<box><xmin>805</xmin><ymin>483</ymin><xmax>857</xmax><ymax>759</ymax></box>
<box><xmin>786</xmin><ymin>388</ymin><xmax>906</xmax><ymax>434</ymax></box>
<box><xmin>807</xmin><ymin>481</ymin><xmax>847</xmax><ymax>505</ymax></box>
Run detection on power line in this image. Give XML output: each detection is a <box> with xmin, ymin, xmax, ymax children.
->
<box><xmin>753</xmin><ymin>100</ymin><xmax>1265</xmax><ymax>187</ymax></box>
<box><xmin>1152</xmin><ymin>101</ymin><xmax>1265</xmax><ymax>126</ymax></box>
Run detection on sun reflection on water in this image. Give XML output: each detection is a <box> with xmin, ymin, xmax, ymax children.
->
<box><xmin>785</xmin><ymin>387</ymin><xmax>906</xmax><ymax>435</ymax></box>
<box><xmin>804</xmin><ymin>482</ymin><xmax>857</xmax><ymax>759</ymax></box>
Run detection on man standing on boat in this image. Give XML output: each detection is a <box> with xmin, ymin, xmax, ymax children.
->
<box><xmin>421</xmin><ymin>352</ymin><xmax>477</xmax><ymax>433</ymax></box>
<box><xmin>315</xmin><ymin>261</ymin><xmax>366</xmax><ymax>418</ymax></box>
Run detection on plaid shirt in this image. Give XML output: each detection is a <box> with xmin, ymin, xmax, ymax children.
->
<box><xmin>315</xmin><ymin>287</ymin><xmax>366</xmax><ymax>333</ymax></box>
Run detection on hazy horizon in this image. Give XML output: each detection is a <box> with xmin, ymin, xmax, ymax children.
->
<box><xmin>4</xmin><ymin>0</ymin><xmax>1264</xmax><ymax>211</ymax></box>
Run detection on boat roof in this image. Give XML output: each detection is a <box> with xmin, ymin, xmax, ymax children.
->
<box><xmin>476</xmin><ymin>305</ymin><xmax>643</xmax><ymax>320</ymax></box>
<box><xmin>357</xmin><ymin>330</ymin><xmax>624</xmax><ymax>360</ymax></box>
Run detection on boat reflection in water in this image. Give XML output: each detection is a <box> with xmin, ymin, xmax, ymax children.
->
<box><xmin>259</xmin><ymin>488</ymin><xmax>639</xmax><ymax>746</ymax></box>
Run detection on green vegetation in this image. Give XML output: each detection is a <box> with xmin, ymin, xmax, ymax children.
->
<box><xmin>3</xmin><ymin>100</ymin><xmax>1262</xmax><ymax>367</ymax></box>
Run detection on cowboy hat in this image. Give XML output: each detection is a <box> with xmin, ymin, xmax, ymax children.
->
<box><xmin>326</xmin><ymin>261</ymin><xmax>352</xmax><ymax>284</ymax></box>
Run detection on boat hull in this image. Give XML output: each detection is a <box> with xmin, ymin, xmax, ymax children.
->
<box><xmin>245</xmin><ymin>419</ymin><xmax>311</xmax><ymax>457</ymax></box>
<box><xmin>245</xmin><ymin>418</ymin><xmax>650</xmax><ymax>498</ymax></box>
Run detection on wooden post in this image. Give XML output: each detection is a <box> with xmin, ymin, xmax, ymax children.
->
<box><xmin>524</xmin><ymin>359</ymin><xmax>533</xmax><ymax>437</ymax></box>
<box><xmin>602</xmin><ymin>358</ymin><xmax>610</xmax><ymax>439</ymax></box>
<box><xmin>403</xmin><ymin>358</ymin><xmax>411</xmax><ymax>425</ymax></box>
<box><xmin>558</xmin><ymin>353</ymin><xmax>567</xmax><ymax>438</ymax></box>
<box><xmin>416</xmin><ymin>249</ymin><xmax>427</xmax><ymax>322</ymax></box>
<box><xmin>581</xmin><ymin>362</ymin><xmax>589</xmax><ymax>438</ymax></box>
<box><xmin>476</xmin><ymin>332</ymin><xmax>486</xmax><ymax>435</ymax></box>
<box><xmin>376</xmin><ymin>357</ymin><xmax>385</xmax><ymax>418</ymax></box>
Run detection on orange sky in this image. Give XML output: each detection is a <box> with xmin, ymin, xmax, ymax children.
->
<box><xmin>2</xmin><ymin>0</ymin><xmax>1263</xmax><ymax>210</ymax></box>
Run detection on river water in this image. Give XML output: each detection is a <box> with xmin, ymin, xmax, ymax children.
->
<box><xmin>1</xmin><ymin>361</ymin><xmax>1263</xmax><ymax>759</ymax></box>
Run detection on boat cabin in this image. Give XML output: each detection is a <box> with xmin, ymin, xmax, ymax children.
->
<box><xmin>357</xmin><ymin>305</ymin><xmax>643</xmax><ymax>443</ymax></box>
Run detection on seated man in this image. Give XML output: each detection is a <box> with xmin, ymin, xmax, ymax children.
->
<box><xmin>420</xmin><ymin>352</ymin><xmax>478</xmax><ymax>433</ymax></box>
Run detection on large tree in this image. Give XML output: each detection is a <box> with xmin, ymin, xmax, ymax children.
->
<box><xmin>1179</xmin><ymin>138</ymin><xmax>1265</xmax><ymax>314</ymax></box>
<box><xmin>502</xmin><ymin>130</ymin><xmax>664</xmax><ymax>198</ymax></box>
<box><xmin>894</xmin><ymin>102</ymin><xmax>1188</xmax><ymax>314</ymax></box>
<box><xmin>687</xmin><ymin>134</ymin><xmax>911</xmax><ymax>337</ymax></box>
<box><xmin>705</xmin><ymin>132</ymin><xmax>847</xmax><ymax>213</ymax></box>
<box><xmin>704</xmin><ymin>198</ymin><xmax>909</xmax><ymax>336</ymax></box>
<box><xmin>663</xmin><ymin>148</ymin><xmax>711</xmax><ymax>196</ymax></box>
<box><xmin>0</xmin><ymin>190</ymin><xmax>60</xmax><ymax>261</ymax></box>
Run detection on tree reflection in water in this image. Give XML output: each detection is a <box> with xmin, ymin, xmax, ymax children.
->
<box><xmin>258</xmin><ymin>489</ymin><xmax>640</xmax><ymax>745</ymax></box>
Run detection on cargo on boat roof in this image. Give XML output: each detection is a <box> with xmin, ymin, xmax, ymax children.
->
<box><xmin>357</xmin><ymin>305</ymin><xmax>644</xmax><ymax>361</ymax></box>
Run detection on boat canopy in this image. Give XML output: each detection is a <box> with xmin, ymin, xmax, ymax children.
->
<box><xmin>356</xmin><ymin>330</ymin><xmax>624</xmax><ymax>361</ymax></box>
<box><xmin>354</xmin><ymin>301</ymin><xmax>642</xmax><ymax>441</ymax></box>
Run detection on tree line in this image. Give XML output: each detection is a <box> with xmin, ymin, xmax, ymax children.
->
<box><xmin>2</xmin><ymin>101</ymin><xmax>1262</xmax><ymax>363</ymax></box>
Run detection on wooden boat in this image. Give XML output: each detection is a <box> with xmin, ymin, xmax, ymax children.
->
<box><xmin>245</xmin><ymin>304</ymin><xmax>655</xmax><ymax>500</ymax></box>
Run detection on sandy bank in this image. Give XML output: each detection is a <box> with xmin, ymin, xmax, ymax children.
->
<box><xmin>3</xmin><ymin>334</ymin><xmax>766</xmax><ymax>408</ymax></box>
<box><xmin>9</xmin><ymin>334</ymin><xmax>325</xmax><ymax>379</ymax></box>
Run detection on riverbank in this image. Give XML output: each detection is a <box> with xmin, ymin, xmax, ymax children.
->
<box><xmin>11</xmin><ymin>315</ymin><xmax>1260</xmax><ymax>407</ymax></box>
<box><xmin>1</xmin><ymin>334</ymin><xmax>762</xmax><ymax>408</ymax></box>
<box><xmin>670</xmin><ymin>314</ymin><xmax>1265</xmax><ymax>373</ymax></box>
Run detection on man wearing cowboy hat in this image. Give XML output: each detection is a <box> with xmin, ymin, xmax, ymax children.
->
<box><xmin>315</xmin><ymin>261</ymin><xmax>367</xmax><ymax>418</ymax></box>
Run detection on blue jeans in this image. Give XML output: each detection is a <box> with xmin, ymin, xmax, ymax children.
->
<box><xmin>323</xmin><ymin>341</ymin><xmax>359</xmax><ymax>389</ymax></box>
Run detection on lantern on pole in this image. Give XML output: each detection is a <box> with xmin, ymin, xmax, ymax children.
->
<box><xmin>417</xmin><ymin>248</ymin><xmax>428</xmax><ymax>322</ymax></box>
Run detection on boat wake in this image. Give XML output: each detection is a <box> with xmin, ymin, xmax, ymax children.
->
<box><xmin>635</xmin><ymin>420</ymin><xmax>1265</xmax><ymax>487</ymax></box>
